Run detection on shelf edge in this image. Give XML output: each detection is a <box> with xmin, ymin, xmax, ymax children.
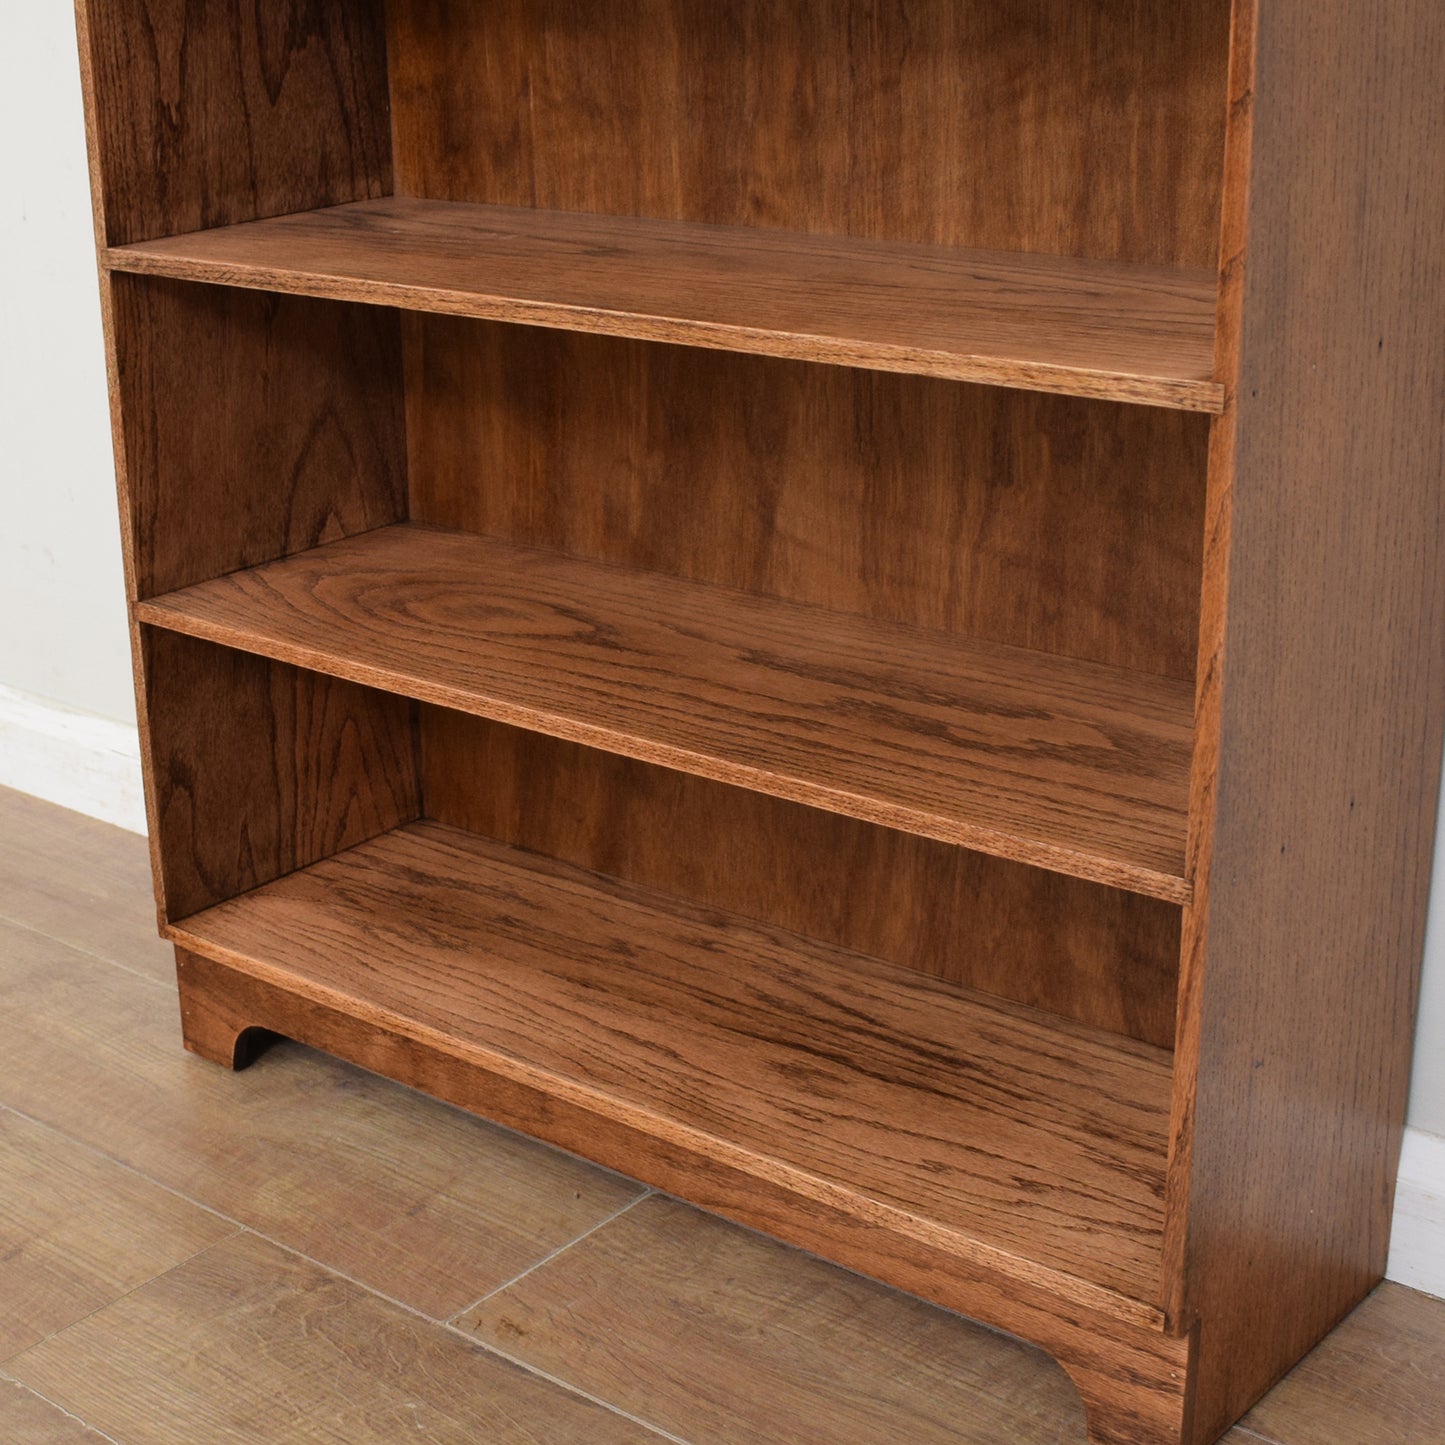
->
<box><xmin>135</xmin><ymin>597</ymin><xmax>1194</xmax><ymax>905</ymax></box>
<box><xmin>164</xmin><ymin>915</ymin><xmax>1169</xmax><ymax>1332</ymax></box>
<box><xmin>103</xmin><ymin>248</ymin><xmax>1227</xmax><ymax>415</ymax></box>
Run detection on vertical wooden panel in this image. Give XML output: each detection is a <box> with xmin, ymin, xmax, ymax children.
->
<box><xmin>77</xmin><ymin>0</ymin><xmax>392</xmax><ymax>246</ymax></box>
<box><xmin>145</xmin><ymin>630</ymin><xmax>421</xmax><ymax>920</ymax></box>
<box><xmin>1171</xmin><ymin>0</ymin><xmax>1445</xmax><ymax>1438</ymax></box>
<box><xmin>421</xmin><ymin>710</ymin><xmax>1182</xmax><ymax>1047</ymax></box>
<box><xmin>406</xmin><ymin>319</ymin><xmax>1210</xmax><ymax>680</ymax></box>
<box><xmin>112</xmin><ymin>276</ymin><xmax>408</xmax><ymax>599</ymax></box>
<box><xmin>387</xmin><ymin>0</ymin><xmax>1231</xmax><ymax>269</ymax></box>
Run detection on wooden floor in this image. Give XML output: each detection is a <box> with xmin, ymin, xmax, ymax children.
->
<box><xmin>0</xmin><ymin>785</ymin><xmax>1440</xmax><ymax>1445</ymax></box>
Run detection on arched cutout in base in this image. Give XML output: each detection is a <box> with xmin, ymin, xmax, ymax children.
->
<box><xmin>175</xmin><ymin>945</ymin><xmax>281</xmax><ymax>1071</ymax></box>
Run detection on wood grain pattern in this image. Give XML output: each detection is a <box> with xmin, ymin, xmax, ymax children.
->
<box><xmin>1168</xmin><ymin>1</ymin><xmax>1445</xmax><ymax>1439</ymax></box>
<box><xmin>0</xmin><ymin>1380</ymin><xmax>110</xmax><ymax>1445</ymax></box>
<box><xmin>0</xmin><ymin>919</ymin><xmax>642</xmax><ymax>1321</ymax></box>
<box><xmin>0</xmin><ymin>785</ymin><xmax>172</xmax><ymax>983</ymax></box>
<box><xmin>387</xmin><ymin>0</ymin><xmax>1230</xmax><ymax>270</ymax></box>
<box><xmin>138</xmin><ymin>524</ymin><xmax>1195</xmax><ymax>901</ymax></box>
<box><xmin>0</xmin><ymin>1107</ymin><xmax>235</xmax><ymax>1362</ymax></box>
<box><xmin>1236</xmin><ymin>1284</ymin><xmax>1445</xmax><ymax>1445</ymax></box>
<box><xmin>7</xmin><ymin>1233</ymin><xmax>664</xmax><ymax>1444</ymax></box>
<box><xmin>106</xmin><ymin>199</ymin><xmax>1224</xmax><ymax>411</ymax></box>
<box><xmin>76</xmin><ymin>0</ymin><xmax>391</xmax><ymax>247</ymax></box>
<box><xmin>459</xmin><ymin>1193</ymin><xmax>1087</xmax><ymax>1445</ymax></box>
<box><xmin>166</xmin><ymin>820</ymin><xmax>1173</xmax><ymax>1314</ymax></box>
<box><xmin>405</xmin><ymin>320</ymin><xmax>1211</xmax><ymax>680</ymax></box>
<box><xmin>423</xmin><ymin>712</ymin><xmax>1183</xmax><ymax>1047</ymax></box>
<box><xmin>141</xmin><ymin>631</ymin><xmax>420</xmax><ymax>919</ymax></box>
<box><xmin>165</xmin><ymin>945</ymin><xmax>1196</xmax><ymax>1443</ymax></box>
<box><xmin>110</xmin><ymin>275</ymin><xmax>407</xmax><ymax>600</ymax></box>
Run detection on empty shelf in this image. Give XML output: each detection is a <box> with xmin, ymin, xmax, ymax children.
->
<box><xmin>107</xmin><ymin>198</ymin><xmax>1224</xmax><ymax>412</ymax></box>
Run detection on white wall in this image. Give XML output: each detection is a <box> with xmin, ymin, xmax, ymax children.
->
<box><xmin>1</xmin><ymin>1</ymin><xmax>1441</xmax><ymax>1271</ymax></box>
<box><xmin>0</xmin><ymin>5</ymin><xmax>133</xmax><ymax>724</ymax></box>
<box><xmin>1414</xmin><ymin>793</ymin><xmax>1445</xmax><ymax>1137</ymax></box>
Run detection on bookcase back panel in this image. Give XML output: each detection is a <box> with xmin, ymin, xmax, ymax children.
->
<box><xmin>80</xmin><ymin>0</ymin><xmax>392</xmax><ymax>247</ymax></box>
<box><xmin>387</xmin><ymin>0</ymin><xmax>1231</xmax><ymax>268</ymax></box>
<box><xmin>405</xmin><ymin>318</ymin><xmax>1210</xmax><ymax>680</ymax></box>
<box><xmin>113</xmin><ymin>276</ymin><xmax>408</xmax><ymax>600</ymax></box>
<box><xmin>143</xmin><ymin>631</ymin><xmax>421</xmax><ymax>921</ymax></box>
<box><xmin>420</xmin><ymin>708</ymin><xmax>1183</xmax><ymax>1047</ymax></box>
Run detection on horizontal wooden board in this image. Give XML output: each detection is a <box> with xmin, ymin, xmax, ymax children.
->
<box><xmin>106</xmin><ymin>199</ymin><xmax>1224</xmax><ymax>411</ymax></box>
<box><xmin>137</xmin><ymin>524</ymin><xmax>1195</xmax><ymax>900</ymax></box>
<box><xmin>167</xmin><ymin>821</ymin><xmax>1173</xmax><ymax>1314</ymax></box>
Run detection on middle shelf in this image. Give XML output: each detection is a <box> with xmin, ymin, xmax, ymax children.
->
<box><xmin>137</xmin><ymin>523</ymin><xmax>1194</xmax><ymax>901</ymax></box>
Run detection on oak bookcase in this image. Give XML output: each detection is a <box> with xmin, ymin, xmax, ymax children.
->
<box><xmin>74</xmin><ymin>3</ymin><xmax>1443</xmax><ymax>1441</ymax></box>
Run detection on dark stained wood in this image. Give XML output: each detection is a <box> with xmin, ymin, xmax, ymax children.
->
<box><xmin>459</xmin><ymin>1193</ymin><xmax>1087</xmax><ymax>1444</ymax></box>
<box><xmin>165</xmin><ymin>943</ymin><xmax>1196</xmax><ymax>1443</ymax></box>
<box><xmin>110</xmin><ymin>275</ymin><xmax>407</xmax><ymax>600</ymax></box>
<box><xmin>0</xmin><ymin>919</ymin><xmax>644</xmax><ymax>1321</ymax></box>
<box><xmin>0</xmin><ymin>1107</ymin><xmax>235</xmax><ymax>1362</ymax></box>
<box><xmin>72</xmin><ymin>3</ymin><xmax>1445</xmax><ymax>1441</ymax></box>
<box><xmin>141</xmin><ymin>631</ymin><xmax>420</xmax><ymax>919</ymax></box>
<box><xmin>166</xmin><ymin>821</ymin><xmax>1175</xmax><ymax>1316</ymax></box>
<box><xmin>386</xmin><ymin>0</ymin><xmax>1231</xmax><ymax>271</ymax></box>
<box><xmin>106</xmin><ymin>200</ymin><xmax>1224</xmax><ymax>412</ymax></box>
<box><xmin>6</xmin><ymin>1233</ymin><xmax>665</xmax><ymax>1444</ymax></box>
<box><xmin>405</xmin><ymin>321</ymin><xmax>1210</xmax><ymax>680</ymax></box>
<box><xmin>1166</xmin><ymin>1</ymin><xmax>1445</xmax><ymax>1440</ymax></box>
<box><xmin>75</xmin><ymin>0</ymin><xmax>391</xmax><ymax>247</ymax></box>
<box><xmin>137</xmin><ymin>524</ymin><xmax>1195</xmax><ymax>902</ymax></box>
<box><xmin>422</xmin><ymin>712</ymin><xmax>1183</xmax><ymax>1047</ymax></box>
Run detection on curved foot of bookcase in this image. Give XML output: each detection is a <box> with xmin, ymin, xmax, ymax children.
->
<box><xmin>1053</xmin><ymin>1334</ymin><xmax>1195</xmax><ymax>1445</ymax></box>
<box><xmin>175</xmin><ymin>945</ymin><xmax>278</xmax><ymax>1070</ymax></box>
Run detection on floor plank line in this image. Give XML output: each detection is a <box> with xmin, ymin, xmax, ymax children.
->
<box><xmin>447</xmin><ymin>1189</ymin><xmax>658</xmax><ymax>1324</ymax></box>
<box><xmin>237</xmin><ymin>1224</ymin><xmax>693</xmax><ymax>1443</ymax></box>
<box><xmin>0</xmin><ymin>909</ymin><xmax>172</xmax><ymax>991</ymax></box>
<box><xmin>0</xmin><ymin>1373</ymin><xmax>123</xmax><ymax>1445</ymax></box>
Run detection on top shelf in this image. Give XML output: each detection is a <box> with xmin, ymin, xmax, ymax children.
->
<box><xmin>106</xmin><ymin>198</ymin><xmax>1224</xmax><ymax>413</ymax></box>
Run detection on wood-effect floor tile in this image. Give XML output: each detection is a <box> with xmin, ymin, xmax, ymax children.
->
<box><xmin>0</xmin><ymin>1377</ymin><xmax>113</xmax><ymax>1443</ymax></box>
<box><xmin>458</xmin><ymin>1192</ymin><xmax>1084</xmax><ymax>1445</ymax></box>
<box><xmin>8</xmin><ymin>1232</ymin><xmax>663</xmax><ymax>1444</ymax></box>
<box><xmin>0</xmin><ymin>919</ymin><xmax>644</xmax><ymax>1319</ymax></box>
<box><xmin>0</xmin><ymin>786</ymin><xmax>172</xmax><ymax>983</ymax></box>
<box><xmin>1233</xmin><ymin>1282</ymin><xmax>1445</xmax><ymax>1445</ymax></box>
<box><xmin>0</xmin><ymin>1107</ymin><xmax>235</xmax><ymax>1362</ymax></box>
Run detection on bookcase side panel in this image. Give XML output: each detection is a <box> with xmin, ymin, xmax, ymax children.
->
<box><xmin>144</xmin><ymin>631</ymin><xmax>421</xmax><ymax>921</ymax></box>
<box><xmin>386</xmin><ymin>0</ymin><xmax>1230</xmax><ymax>269</ymax></box>
<box><xmin>77</xmin><ymin>0</ymin><xmax>392</xmax><ymax>247</ymax></box>
<box><xmin>112</xmin><ymin>276</ymin><xmax>409</xmax><ymax>600</ymax></box>
<box><xmin>1173</xmin><ymin>0</ymin><xmax>1445</xmax><ymax>1437</ymax></box>
<box><xmin>419</xmin><ymin>710</ymin><xmax>1184</xmax><ymax>1048</ymax></box>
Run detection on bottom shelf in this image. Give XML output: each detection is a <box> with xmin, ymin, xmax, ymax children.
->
<box><xmin>168</xmin><ymin>820</ymin><xmax>1172</xmax><ymax>1322</ymax></box>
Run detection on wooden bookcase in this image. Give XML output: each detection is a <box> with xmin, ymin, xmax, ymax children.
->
<box><xmin>73</xmin><ymin>3</ymin><xmax>1443</xmax><ymax>1441</ymax></box>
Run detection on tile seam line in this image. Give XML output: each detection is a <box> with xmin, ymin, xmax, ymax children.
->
<box><xmin>441</xmin><ymin>1333</ymin><xmax>695</xmax><ymax>1445</ymax></box>
<box><xmin>0</xmin><ymin>1100</ymin><xmax>650</xmax><ymax>1329</ymax></box>
<box><xmin>0</xmin><ymin>909</ymin><xmax>173</xmax><ymax>989</ymax></box>
<box><xmin>0</xmin><ymin>1230</ymin><xmax>242</xmax><ymax>1370</ymax></box>
<box><xmin>0</xmin><ymin>1106</ymin><xmax>680</xmax><ymax>1443</ymax></box>
<box><xmin>235</xmin><ymin>1229</ymin><xmax>692</xmax><ymax>1445</ymax></box>
<box><xmin>447</xmin><ymin>1187</ymin><xmax>656</xmax><ymax>1322</ymax></box>
<box><xmin>0</xmin><ymin>1370</ymin><xmax>125</xmax><ymax>1445</ymax></box>
<box><xmin>0</xmin><ymin>1102</ymin><xmax>245</xmax><ymax>1234</ymax></box>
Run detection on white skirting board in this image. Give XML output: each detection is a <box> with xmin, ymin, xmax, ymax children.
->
<box><xmin>1</xmin><ymin>683</ymin><xmax>1441</xmax><ymax>1301</ymax></box>
<box><xmin>0</xmin><ymin>684</ymin><xmax>147</xmax><ymax>834</ymax></box>
<box><xmin>1388</xmin><ymin>1128</ymin><xmax>1445</xmax><ymax>1301</ymax></box>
